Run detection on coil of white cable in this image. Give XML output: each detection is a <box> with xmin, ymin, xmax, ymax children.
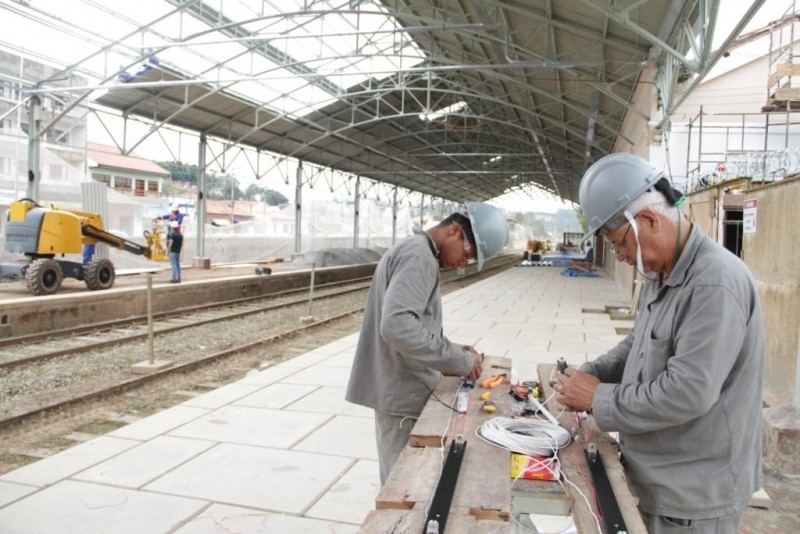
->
<box><xmin>476</xmin><ymin>416</ymin><xmax>571</xmax><ymax>457</ymax></box>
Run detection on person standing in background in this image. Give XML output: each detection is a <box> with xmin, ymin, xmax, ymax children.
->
<box><xmin>167</xmin><ymin>220</ymin><xmax>183</xmax><ymax>283</ymax></box>
<box><xmin>157</xmin><ymin>203</ymin><xmax>184</xmax><ymax>226</ymax></box>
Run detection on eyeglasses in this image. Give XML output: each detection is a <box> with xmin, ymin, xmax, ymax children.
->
<box><xmin>461</xmin><ymin>231</ymin><xmax>477</xmax><ymax>262</ymax></box>
<box><xmin>607</xmin><ymin>218</ymin><xmax>636</xmax><ymax>256</ymax></box>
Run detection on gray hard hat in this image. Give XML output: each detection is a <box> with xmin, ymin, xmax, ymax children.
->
<box><xmin>579</xmin><ymin>153</ymin><xmax>663</xmax><ymax>238</ymax></box>
<box><xmin>465</xmin><ymin>202</ymin><xmax>509</xmax><ymax>270</ymax></box>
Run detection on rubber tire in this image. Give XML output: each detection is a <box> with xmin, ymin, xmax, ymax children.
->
<box><xmin>25</xmin><ymin>258</ymin><xmax>63</xmax><ymax>296</ymax></box>
<box><xmin>84</xmin><ymin>258</ymin><xmax>116</xmax><ymax>291</ymax></box>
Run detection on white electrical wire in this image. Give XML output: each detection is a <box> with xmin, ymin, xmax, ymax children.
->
<box><xmin>476</xmin><ymin>416</ymin><xmax>571</xmax><ymax>457</ymax></box>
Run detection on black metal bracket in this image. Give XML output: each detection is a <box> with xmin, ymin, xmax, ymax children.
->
<box><xmin>423</xmin><ymin>439</ymin><xmax>467</xmax><ymax>534</ymax></box>
<box><xmin>584</xmin><ymin>443</ymin><xmax>628</xmax><ymax>534</ymax></box>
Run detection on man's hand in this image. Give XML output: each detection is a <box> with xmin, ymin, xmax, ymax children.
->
<box><xmin>463</xmin><ymin>345</ymin><xmax>483</xmax><ymax>381</ymax></box>
<box><xmin>555</xmin><ymin>368</ymin><xmax>600</xmax><ymax>412</ymax></box>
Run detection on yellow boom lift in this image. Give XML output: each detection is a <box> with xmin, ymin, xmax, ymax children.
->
<box><xmin>1</xmin><ymin>198</ymin><xmax>168</xmax><ymax>296</ymax></box>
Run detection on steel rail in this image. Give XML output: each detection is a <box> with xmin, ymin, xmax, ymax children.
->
<box><xmin>0</xmin><ymin>256</ymin><xmax>519</xmax><ymax>431</ymax></box>
<box><xmin>0</xmin><ymin>282</ymin><xmax>372</xmax><ymax>371</ymax></box>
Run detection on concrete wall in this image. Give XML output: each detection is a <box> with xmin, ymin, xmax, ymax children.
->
<box><xmin>688</xmin><ymin>177</ymin><xmax>800</xmax><ymax>406</ymax></box>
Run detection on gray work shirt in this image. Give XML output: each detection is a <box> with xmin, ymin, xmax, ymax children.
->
<box><xmin>581</xmin><ymin>224</ymin><xmax>764</xmax><ymax>519</ymax></box>
<box><xmin>346</xmin><ymin>230</ymin><xmax>472</xmax><ymax>416</ymax></box>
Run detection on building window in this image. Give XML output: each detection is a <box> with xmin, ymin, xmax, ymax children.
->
<box><xmin>148</xmin><ymin>180</ymin><xmax>160</xmax><ymax>193</ymax></box>
<box><xmin>93</xmin><ymin>173</ymin><xmax>111</xmax><ymax>185</ymax></box>
<box><xmin>114</xmin><ymin>177</ymin><xmax>132</xmax><ymax>190</ymax></box>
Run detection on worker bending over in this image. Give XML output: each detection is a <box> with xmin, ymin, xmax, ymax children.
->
<box><xmin>555</xmin><ymin>153</ymin><xmax>764</xmax><ymax>533</ymax></box>
<box><xmin>346</xmin><ymin>203</ymin><xmax>508</xmax><ymax>485</ymax></box>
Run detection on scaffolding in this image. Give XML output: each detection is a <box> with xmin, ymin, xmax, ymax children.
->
<box><xmin>765</xmin><ymin>2</ymin><xmax>800</xmax><ymax>111</ymax></box>
<box><xmin>681</xmin><ymin>108</ymin><xmax>800</xmax><ymax>192</ymax></box>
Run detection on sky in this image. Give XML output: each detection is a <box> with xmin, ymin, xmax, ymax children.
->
<box><xmin>5</xmin><ymin>0</ymin><xmax>795</xmax><ymax>214</ymax></box>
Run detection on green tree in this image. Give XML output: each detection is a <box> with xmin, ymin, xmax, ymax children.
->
<box><xmin>240</xmin><ymin>184</ymin><xmax>288</xmax><ymax>205</ymax></box>
<box><xmin>157</xmin><ymin>161</ymin><xmax>217</xmax><ymax>184</ymax></box>
<box><xmin>263</xmin><ymin>189</ymin><xmax>289</xmax><ymax>206</ymax></box>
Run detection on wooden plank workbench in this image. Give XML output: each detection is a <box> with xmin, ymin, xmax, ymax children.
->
<box><xmin>359</xmin><ymin>359</ymin><xmax>647</xmax><ymax>534</ymax></box>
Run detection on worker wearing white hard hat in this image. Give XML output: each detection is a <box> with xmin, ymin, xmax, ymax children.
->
<box><xmin>346</xmin><ymin>202</ymin><xmax>509</xmax><ymax>485</ymax></box>
<box><xmin>155</xmin><ymin>202</ymin><xmax>184</xmax><ymax>227</ymax></box>
<box><xmin>555</xmin><ymin>153</ymin><xmax>764</xmax><ymax>532</ymax></box>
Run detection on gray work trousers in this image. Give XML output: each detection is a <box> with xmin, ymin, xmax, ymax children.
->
<box><xmin>642</xmin><ymin>507</ymin><xmax>744</xmax><ymax>534</ymax></box>
<box><xmin>375</xmin><ymin>411</ymin><xmax>416</xmax><ymax>485</ymax></box>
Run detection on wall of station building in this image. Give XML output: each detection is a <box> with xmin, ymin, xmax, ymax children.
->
<box><xmin>689</xmin><ymin>177</ymin><xmax>800</xmax><ymax>408</ymax></box>
<box><xmin>601</xmin><ymin>66</ymin><xmax>800</xmax><ymax>409</ymax></box>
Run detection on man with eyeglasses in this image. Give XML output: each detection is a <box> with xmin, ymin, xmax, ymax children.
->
<box><xmin>554</xmin><ymin>153</ymin><xmax>764</xmax><ymax>533</ymax></box>
<box><xmin>346</xmin><ymin>202</ymin><xmax>508</xmax><ymax>485</ymax></box>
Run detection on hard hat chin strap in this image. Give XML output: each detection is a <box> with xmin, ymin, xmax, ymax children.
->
<box><xmin>623</xmin><ymin>210</ymin><xmax>646</xmax><ymax>277</ymax></box>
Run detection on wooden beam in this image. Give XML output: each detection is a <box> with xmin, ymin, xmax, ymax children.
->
<box><xmin>537</xmin><ymin>364</ymin><xmax>648</xmax><ymax>534</ymax></box>
<box><xmin>776</xmin><ymin>63</ymin><xmax>800</xmax><ymax>77</ymax></box>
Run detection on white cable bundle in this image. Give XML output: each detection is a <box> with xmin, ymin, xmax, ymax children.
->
<box><xmin>477</xmin><ymin>416</ymin><xmax>571</xmax><ymax>457</ymax></box>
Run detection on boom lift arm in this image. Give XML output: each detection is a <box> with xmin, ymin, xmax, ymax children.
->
<box><xmin>1</xmin><ymin>198</ymin><xmax>165</xmax><ymax>296</ymax></box>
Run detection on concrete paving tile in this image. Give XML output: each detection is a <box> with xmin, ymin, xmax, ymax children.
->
<box><xmin>314</xmin><ymin>340</ymin><xmax>358</xmax><ymax>354</ymax></box>
<box><xmin>172</xmin><ymin>503</ymin><xmax>359</xmax><ymax>533</ymax></box>
<box><xmin>179</xmin><ymin>383</ymin><xmax>263</xmax><ymax>409</ymax></box>
<box><xmin>236</xmin><ymin>363</ymin><xmax>304</xmax><ymax>386</ymax></box>
<box><xmin>280</xmin><ymin>364</ymin><xmax>352</xmax><ymax>387</ymax></box>
<box><xmin>469</xmin><ymin>337</ymin><xmax>509</xmax><ymax>357</ymax></box>
<box><xmin>233</xmin><ymin>383</ymin><xmax>319</xmax><ymax>410</ymax></box>
<box><xmin>513</xmin><ymin>322</ymin><xmax>556</xmax><ymax>334</ymax></box>
<box><xmin>505</xmin><ymin>346</ymin><xmax>567</xmax><ymax>365</ymax></box>
<box><xmin>590</xmin><ymin>334</ymin><xmax>628</xmax><ymax>348</ymax></box>
<box><xmin>108</xmin><ymin>405</ymin><xmax>210</xmax><ymax>441</ymax></box>
<box><xmin>0</xmin><ymin>479</ymin><xmax>206</xmax><ymax>534</ymax></box>
<box><xmin>306</xmin><ymin>459</ymin><xmax>381</xmax><ymax>525</ymax></box>
<box><xmin>553</xmin><ymin>323</ymin><xmax>618</xmax><ymax>335</ymax></box>
<box><xmin>284</xmin><ymin>385</ymin><xmax>373</xmax><ymax>418</ymax></box>
<box><xmin>476</xmin><ymin>322</ymin><xmax>527</xmax><ymax>337</ymax></box>
<box><xmin>278</xmin><ymin>349</ymin><xmax>344</xmax><ymax>368</ymax></box>
<box><xmin>144</xmin><ymin>443</ymin><xmax>353</xmax><ymax>515</ymax></box>
<box><xmin>293</xmin><ymin>415</ymin><xmax>378</xmax><ymax>460</ymax></box>
<box><xmin>497</xmin><ymin>311</ymin><xmax>532</xmax><ymax>323</ymax></box>
<box><xmin>319</xmin><ymin>350</ymin><xmax>355</xmax><ymax>368</ymax></box>
<box><xmin>73</xmin><ymin>436</ymin><xmax>217</xmax><ymax>489</ymax></box>
<box><xmin>0</xmin><ymin>436</ymin><xmax>139</xmax><ymax>487</ymax></box>
<box><xmin>0</xmin><ymin>480</ymin><xmax>37</xmax><ymax>508</ymax></box>
<box><xmin>547</xmin><ymin>339</ymin><xmax>599</xmax><ymax>353</ymax></box>
<box><xmin>168</xmin><ymin>405</ymin><xmax>332</xmax><ymax>449</ymax></box>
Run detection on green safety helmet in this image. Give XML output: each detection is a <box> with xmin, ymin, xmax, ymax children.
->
<box><xmin>465</xmin><ymin>202</ymin><xmax>509</xmax><ymax>270</ymax></box>
<box><xmin>578</xmin><ymin>153</ymin><xmax>663</xmax><ymax>239</ymax></box>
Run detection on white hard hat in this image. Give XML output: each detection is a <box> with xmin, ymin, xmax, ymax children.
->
<box><xmin>579</xmin><ymin>153</ymin><xmax>662</xmax><ymax>239</ymax></box>
<box><xmin>171</xmin><ymin>203</ymin><xmax>180</xmax><ymax>211</ymax></box>
<box><xmin>169</xmin><ymin>220</ymin><xmax>180</xmax><ymax>228</ymax></box>
<box><xmin>464</xmin><ymin>202</ymin><xmax>508</xmax><ymax>271</ymax></box>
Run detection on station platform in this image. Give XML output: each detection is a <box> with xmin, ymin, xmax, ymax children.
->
<box><xmin>0</xmin><ymin>265</ymin><xmax>632</xmax><ymax>533</ymax></box>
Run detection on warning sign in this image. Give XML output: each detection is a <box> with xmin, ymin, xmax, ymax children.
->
<box><xmin>743</xmin><ymin>198</ymin><xmax>757</xmax><ymax>234</ymax></box>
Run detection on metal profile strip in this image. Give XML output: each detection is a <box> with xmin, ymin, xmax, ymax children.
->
<box><xmin>423</xmin><ymin>439</ymin><xmax>467</xmax><ymax>534</ymax></box>
<box><xmin>584</xmin><ymin>446</ymin><xmax>628</xmax><ymax>534</ymax></box>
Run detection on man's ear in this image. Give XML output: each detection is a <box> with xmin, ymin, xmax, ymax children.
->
<box><xmin>448</xmin><ymin>222</ymin><xmax>463</xmax><ymax>236</ymax></box>
<box><xmin>638</xmin><ymin>209</ymin><xmax>660</xmax><ymax>233</ymax></box>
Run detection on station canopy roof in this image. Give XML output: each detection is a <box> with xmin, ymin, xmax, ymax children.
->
<box><xmin>16</xmin><ymin>0</ymin><xmax>764</xmax><ymax>204</ymax></box>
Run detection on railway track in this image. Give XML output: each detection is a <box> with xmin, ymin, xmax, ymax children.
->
<box><xmin>0</xmin><ymin>277</ymin><xmax>373</xmax><ymax>371</ymax></box>
<box><xmin>0</xmin><ymin>256</ymin><xmax>519</xmax><ymax>431</ymax></box>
